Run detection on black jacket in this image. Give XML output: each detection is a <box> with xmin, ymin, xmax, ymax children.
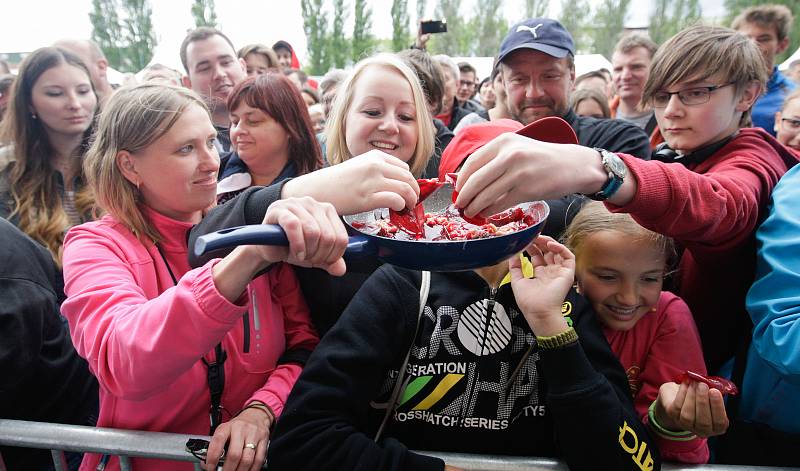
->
<box><xmin>0</xmin><ymin>219</ymin><xmax>98</xmax><ymax>470</ymax></box>
<box><xmin>562</xmin><ymin>109</ymin><xmax>652</xmax><ymax>160</ymax></box>
<box><xmin>268</xmin><ymin>266</ymin><xmax>661</xmax><ymax>471</ymax></box>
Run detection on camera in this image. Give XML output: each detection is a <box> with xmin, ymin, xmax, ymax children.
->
<box><xmin>420</xmin><ymin>19</ymin><xmax>447</xmax><ymax>34</ymax></box>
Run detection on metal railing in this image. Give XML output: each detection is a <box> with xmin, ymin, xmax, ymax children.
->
<box><xmin>1</xmin><ymin>419</ymin><xmax>797</xmax><ymax>471</ymax></box>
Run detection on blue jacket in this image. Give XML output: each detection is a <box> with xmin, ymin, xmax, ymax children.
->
<box><xmin>743</xmin><ymin>163</ymin><xmax>800</xmax><ymax>433</ymax></box>
<box><xmin>752</xmin><ymin>67</ymin><xmax>796</xmax><ymax>137</ymax></box>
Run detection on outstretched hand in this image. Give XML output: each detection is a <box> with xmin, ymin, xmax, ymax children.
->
<box><xmin>655</xmin><ymin>380</ymin><xmax>729</xmax><ymax>438</ymax></box>
<box><xmin>282</xmin><ymin>149</ymin><xmax>420</xmax><ymax>215</ymax></box>
<box><xmin>510</xmin><ymin>235</ymin><xmax>576</xmax><ymax>335</ymax></box>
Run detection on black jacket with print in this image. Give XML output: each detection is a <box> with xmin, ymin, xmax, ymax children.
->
<box><xmin>268</xmin><ymin>266</ymin><xmax>661</xmax><ymax>471</ymax></box>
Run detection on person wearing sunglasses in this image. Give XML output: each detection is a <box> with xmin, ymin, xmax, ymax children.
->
<box><xmin>454</xmin><ymin>24</ymin><xmax>800</xmax><ymax>385</ymax></box>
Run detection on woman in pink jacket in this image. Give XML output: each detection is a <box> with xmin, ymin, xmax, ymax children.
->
<box><xmin>61</xmin><ymin>83</ymin><xmax>348</xmax><ymax>471</ymax></box>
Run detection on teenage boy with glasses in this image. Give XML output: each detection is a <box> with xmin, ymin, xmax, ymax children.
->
<box><xmin>454</xmin><ymin>25</ymin><xmax>800</xmax><ymax>382</ymax></box>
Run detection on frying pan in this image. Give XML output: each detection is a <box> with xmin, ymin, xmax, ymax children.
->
<box><xmin>193</xmin><ymin>186</ymin><xmax>549</xmax><ymax>272</ymax></box>
<box><xmin>194</xmin><ymin>116</ymin><xmax>578</xmax><ymax>271</ymax></box>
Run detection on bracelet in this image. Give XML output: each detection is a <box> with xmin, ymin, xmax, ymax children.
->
<box><xmin>237</xmin><ymin>401</ymin><xmax>275</xmax><ymax>427</ymax></box>
<box><xmin>535</xmin><ymin>327</ymin><xmax>578</xmax><ymax>349</ymax></box>
<box><xmin>647</xmin><ymin>400</ymin><xmax>696</xmax><ymax>441</ymax></box>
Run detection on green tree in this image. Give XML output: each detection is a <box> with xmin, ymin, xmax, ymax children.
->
<box><xmin>470</xmin><ymin>0</ymin><xmax>507</xmax><ymax>56</ymax></box>
<box><xmin>352</xmin><ymin>0</ymin><xmax>375</xmax><ymax>62</ymax></box>
<box><xmin>120</xmin><ymin>0</ymin><xmax>157</xmax><ymax>72</ymax></box>
<box><xmin>522</xmin><ymin>0</ymin><xmax>549</xmax><ymax>20</ymax></box>
<box><xmin>301</xmin><ymin>0</ymin><xmax>330</xmax><ymax>74</ymax></box>
<box><xmin>588</xmin><ymin>0</ymin><xmax>631</xmax><ymax>58</ymax></box>
<box><xmin>190</xmin><ymin>0</ymin><xmax>217</xmax><ymax>27</ymax></box>
<box><xmin>391</xmin><ymin>0</ymin><xmax>411</xmax><ymax>52</ymax></box>
<box><xmin>329</xmin><ymin>0</ymin><xmax>349</xmax><ymax>68</ymax></box>
<box><xmin>559</xmin><ymin>0</ymin><xmax>592</xmax><ymax>53</ymax></box>
<box><xmin>89</xmin><ymin>0</ymin><xmax>156</xmax><ymax>72</ymax></box>
<box><xmin>416</xmin><ymin>0</ymin><xmax>428</xmax><ymax>23</ymax></box>
<box><xmin>90</xmin><ymin>0</ymin><xmax>124</xmax><ymax>70</ymax></box>
<box><xmin>427</xmin><ymin>0</ymin><xmax>470</xmax><ymax>56</ymax></box>
<box><xmin>648</xmin><ymin>0</ymin><xmax>702</xmax><ymax>45</ymax></box>
<box><xmin>724</xmin><ymin>0</ymin><xmax>800</xmax><ymax>65</ymax></box>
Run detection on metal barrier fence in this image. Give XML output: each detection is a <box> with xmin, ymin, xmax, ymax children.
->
<box><xmin>1</xmin><ymin>419</ymin><xmax>798</xmax><ymax>471</ymax></box>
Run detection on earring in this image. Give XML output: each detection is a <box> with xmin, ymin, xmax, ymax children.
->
<box><xmin>31</xmin><ymin>112</ymin><xmax>37</xmax><ymax>120</ymax></box>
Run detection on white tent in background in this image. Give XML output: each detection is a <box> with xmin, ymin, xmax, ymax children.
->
<box><xmin>451</xmin><ymin>54</ymin><xmax>613</xmax><ymax>81</ymax></box>
<box><xmin>779</xmin><ymin>46</ymin><xmax>800</xmax><ymax>70</ymax></box>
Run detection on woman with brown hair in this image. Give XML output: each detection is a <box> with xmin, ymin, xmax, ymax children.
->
<box><xmin>62</xmin><ymin>83</ymin><xmax>346</xmax><ymax>471</ymax></box>
<box><xmin>0</xmin><ymin>46</ymin><xmax>97</xmax><ymax>265</ymax></box>
<box><xmin>217</xmin><ymin>73</ymin><xmax>323</xmax><ymax>204</ymax></box>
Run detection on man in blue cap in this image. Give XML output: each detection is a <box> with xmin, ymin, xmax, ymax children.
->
<box><xmin>498</xmin><ymin>18</ymin><xmax>651</xmax><ymax>159</ymax></box>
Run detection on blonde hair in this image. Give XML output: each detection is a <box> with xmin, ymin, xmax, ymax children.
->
<box><xmin>84</xmin><ymin>83</ymin><xmax>209</xmax><ymax>243</ymax></box>
<box><xmin>642</xmin><ymin>25</ymin><xmax>767</xmax><ymax>128</ymax></box>
<box><xmin>562</xmin><ymin>202</ymin><xmax>676</xmax><ymax>270</ymax></box>
<box><xmin>325</xmin><ymin>54</ymin><xmax>435</xmax><ymax>177</ymax></box>
<box><xmin>0</xmin><ymin>47</ymin><xmax>97</xmax><ymax>266</ymax></box>
<box><xmin>781</xmin><ymin>89</ymin><xmax>800</xmax><ymax>111</ymax></box>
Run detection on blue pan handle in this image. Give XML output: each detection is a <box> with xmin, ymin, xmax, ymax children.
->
<box><xmin>193</xmin><ymin>224</ymin><xmax>375</xmax><ymax>259</ymax></box>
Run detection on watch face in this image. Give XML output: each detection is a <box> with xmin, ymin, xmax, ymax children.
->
<box><xmin>605</xmin><ymin>153</ymin><xmax>627</xmax><ymax>178</ymax></box>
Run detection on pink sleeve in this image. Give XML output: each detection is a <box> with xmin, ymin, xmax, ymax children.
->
<box><xmin>608</xmin><ymin>146</ymin><xmax>783</xmax><ymax>251</ymax></box>
<box><xmin>246</xmin><ymin>263</ymin><xmax>319</xmax><ymax>417</ymax></box>
<box><xmin>637</xmin><ymin>294</ymin><xmax>709</xmax><ymax>463</ymax></box>
<box><xmin>61</xmin><ymin>225</ymin><xmax>249</xmax><ymax>400</ymax></box>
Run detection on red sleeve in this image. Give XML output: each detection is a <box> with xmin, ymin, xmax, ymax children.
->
<box><xmin>637</xmin><ymin>293</ymin><xmax>709</xmax><ymax>463</ymax></box>
<box><xmin>609</xmin><ymin>137</ymin><xmax>786</xmax><ymax>252</ymax></box>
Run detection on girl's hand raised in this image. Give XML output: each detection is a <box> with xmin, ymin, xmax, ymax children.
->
<box><xmin>510</xmin><ymin>235</ymin><xmax>576</xmax><ymax>336</ymax></box>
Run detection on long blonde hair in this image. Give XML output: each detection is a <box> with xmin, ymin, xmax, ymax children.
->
<box><xmin>325</xmin><ymin>54</ymin><xmax>435</xmax><ymax>177</ymax></box>
<box><xmin>0</xmin><ymin>47</ymin><xmax>97</xmax><ymax>265</ymax></box>
<box><xmin>84</xmin><ymin>83</ymin><xmax>209</xmax><ymax>243</ymax></box>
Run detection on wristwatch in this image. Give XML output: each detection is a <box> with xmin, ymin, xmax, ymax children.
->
<box><xmin>587</xmin><ymin>148</ymin><xmax>627</xmax><ymax>201</ymax></box>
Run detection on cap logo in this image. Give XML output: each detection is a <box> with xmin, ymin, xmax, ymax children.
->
<box><xmin>516</xmin><ymin>23</ymin><xmax>543</xmax><ymax>39</ymax></box>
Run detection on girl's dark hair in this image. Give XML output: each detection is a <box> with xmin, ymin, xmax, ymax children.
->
<box><xmin>227</xmin><ymin>73</ymin><xmax>323</xmax><ymax>175</ymax></box>
<box><xmin>0</xmin><ymin>46</ymin><xmax>97</xmax><ymax>264</ymax></box>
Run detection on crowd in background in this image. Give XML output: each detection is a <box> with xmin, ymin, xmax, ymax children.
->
<box><xmin>1</xmin><ymin>3</ymin><xmax>800</xmax><ymax>471</ymax></box>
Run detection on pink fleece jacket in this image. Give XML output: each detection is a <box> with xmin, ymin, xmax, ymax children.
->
<box><xmin>61</xmin><ymin>207</ymin><xmax>318</xmax><ymax>471</ymax></box>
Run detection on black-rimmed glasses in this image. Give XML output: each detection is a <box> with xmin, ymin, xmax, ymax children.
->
<box><xmin>652</xmin><ymin>82</ymin><xmax>735</xmax><ymax>108</ymax></box>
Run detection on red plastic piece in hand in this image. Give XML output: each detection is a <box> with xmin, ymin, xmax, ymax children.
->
<box><xmin>674</xmin><ymin>370</ymin><xmax>739</xmax><ymax>396</ymax></box>
<box><xmin>444</xmin><ymin>173</ymin><xmax>487</xmax><ymax>225</ymax></box>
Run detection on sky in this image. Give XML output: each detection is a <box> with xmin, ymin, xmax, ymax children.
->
<box><xmin>3</xmin><ymin>0</ymin><xmax>727</xmax><ymax>72</ymax></box>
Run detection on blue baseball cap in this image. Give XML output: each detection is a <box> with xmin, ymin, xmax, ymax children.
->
<box><xmin>497</xmin><ymin>18</ymin><xmax>575</xmax><ymax>63</ymax></box>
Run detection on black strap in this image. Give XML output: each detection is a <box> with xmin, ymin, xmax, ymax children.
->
<box><xmin>155</xmin><ymin>244</ymin><xmax>227</xmax><ymax>435</ymax></box>
<box><xmin>644</xmin><ymin>112</ymin><xmax>658</xmax><ymax>136</ymax></box>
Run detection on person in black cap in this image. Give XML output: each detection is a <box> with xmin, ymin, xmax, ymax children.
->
<box><xmin>497</xmin><ymin>18</ymin><xmax>651</xmax><ymax>159</ymax></box>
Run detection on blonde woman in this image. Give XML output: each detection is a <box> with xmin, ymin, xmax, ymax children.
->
<box><xmin>0</xmin><ymin>47</ymin><xmax>97</xmax><ymax>266</ymax></box>
<box><xmin>191</xmin><ymin>54</ymin><xmax>436</xmax><ymax>334</ymax></box>
<box><xmin>61</xmin><ymin>83</ymin><xmax>348</xmax><ymax>471</ymax></box>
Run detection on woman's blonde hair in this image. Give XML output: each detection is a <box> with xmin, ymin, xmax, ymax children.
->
<box><xmin>562</xmin><ymin>202</ymin><xmax>676</xmax><ymax>271</ymax></box>
<box><xmin>0</xmin><ymin>47</ymin><xmax>97</xmax><ymax>265</ymax></box>
<box><xmin>781</xmin><ymin>89</ymin><xmax>800</xmax><ymax>111</ymax></box>
<box><xmin>642</xmin><ymin>24</ymin><xmax>767</xmax><ymax>128</ymax></box>
<box><xmin>84</xmin><ymin>83</ymin><xmax>209</xmax><ymax>243</ymax></box>
<box><xmin>325</xmin><ymin>54</ymin><xmax>435</xmax><ymax>177</ymax></box>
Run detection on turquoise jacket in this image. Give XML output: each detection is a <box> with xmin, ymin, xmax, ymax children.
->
<box><xmin>743</xmin><ymin>163</ymin><xmax>800</xmax><ymax>433</ymax></box>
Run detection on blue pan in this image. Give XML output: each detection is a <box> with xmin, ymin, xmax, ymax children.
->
<box><xmin>193</xmin><ymin>186</ymin><xmax>549</xmax><ymax>272</ymax></box>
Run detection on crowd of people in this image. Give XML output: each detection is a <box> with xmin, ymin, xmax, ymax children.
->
<box><xmin>1</xmin><ymin>3</ymin><xmax>799</xmax><ymax>471</ymax></box>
